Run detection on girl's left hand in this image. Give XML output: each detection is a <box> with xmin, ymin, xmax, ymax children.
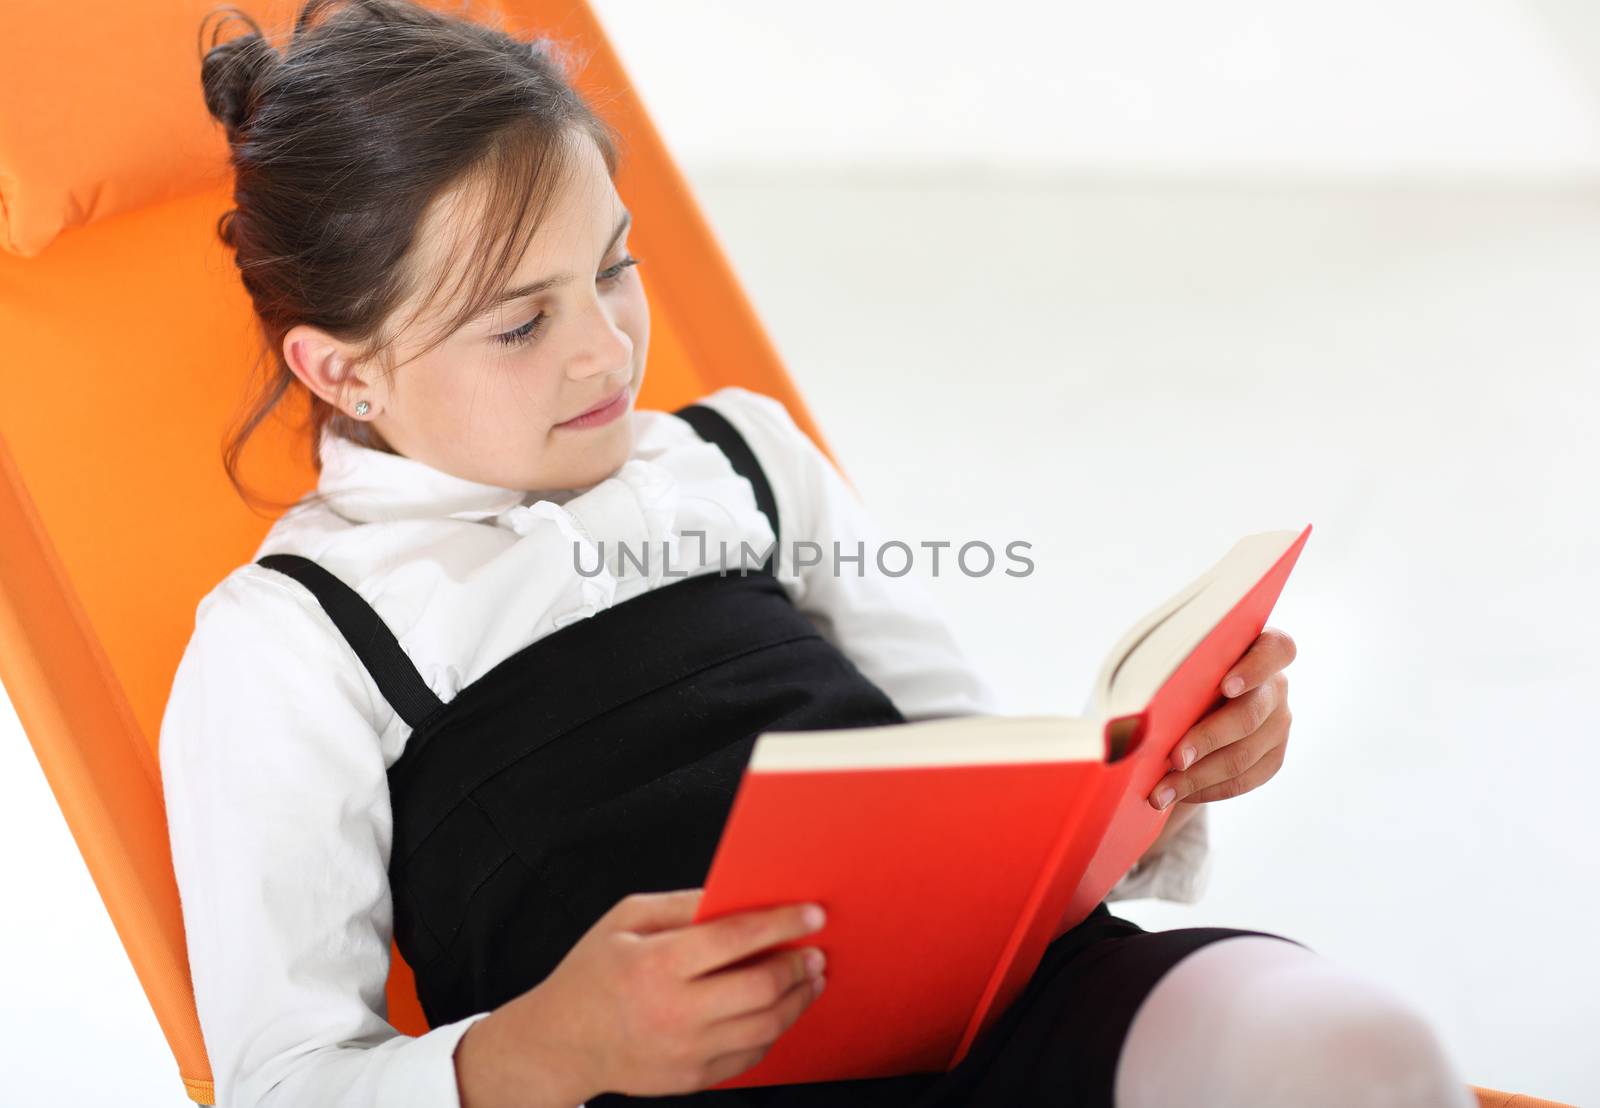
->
<box><xmin>1148</xmin><ymin>627</ymin><xmax>1296</xmax><ymax>810</ymax></box>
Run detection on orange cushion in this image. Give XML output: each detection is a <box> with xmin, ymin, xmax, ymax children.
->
<box><xmin>0</xmin><ymin>0</ymin><xmax>481</xmax><ymax>257</ymax></box>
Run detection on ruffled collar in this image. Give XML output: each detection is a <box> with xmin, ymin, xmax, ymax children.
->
<box><xmin>304</xmin><ymin>409</ymin><xmax>775</xmax><ymax>588</ymax></box>
<box><xmin>314</xmin><ymin>427</ymin><xmax>574</xmax><ymax>523</ymax></box>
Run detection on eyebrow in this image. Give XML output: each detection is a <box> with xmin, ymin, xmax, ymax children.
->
<box><xmin>475</xmin><ymin>208</ymin><xmax>633</xmax><ymax>323</ymax></box>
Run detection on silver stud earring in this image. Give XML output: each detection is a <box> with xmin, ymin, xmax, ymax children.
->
<box><xmin>353</xmin><ymin>400</ymin><xmax>370</xmax><ymax>417</ymax></box>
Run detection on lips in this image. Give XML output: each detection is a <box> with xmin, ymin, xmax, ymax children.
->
<box><xmin>565</xmin><ymin>384</ymin><xmax>627</xmax><ymax>423</ymax></box>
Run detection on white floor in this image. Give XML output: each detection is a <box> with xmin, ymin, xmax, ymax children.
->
<box><xmin>3</xmin><ymin>171</ymin><xmax>1596</xmax><ymax>1104</ymax></box>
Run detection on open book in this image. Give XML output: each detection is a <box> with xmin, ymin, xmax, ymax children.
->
<box><xmin>690</xmin><ymin>524</ymin><xmax>1313</xmax><ymax>1090</ymax></box>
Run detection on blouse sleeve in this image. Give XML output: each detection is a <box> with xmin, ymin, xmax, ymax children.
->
<box><xmin>699</xmin><ymin>386</ymin><xmax>1002</xmax><ymax>723</ymax></box>
<box><xmin>701</xmin><ymin>386</ymin><xmax>1211</xmax><ymax>906</ymax></box>
<box><xmin>1103</xmin><ymin>803</ymin><xmax>1213</xmax><ymax>904</ymax></box>
<box><xmin>159</xmin><ymin>567</ymin><xmax>492</xmax><ymax>1108</ymax></box>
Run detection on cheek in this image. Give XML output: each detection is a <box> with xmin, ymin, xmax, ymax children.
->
<box><xmin>427</xmin><ymin>350</ymin><xmax>557</xmax><ymax>432</ymax></box>
<box><xmin>507</xmin><ymin>368</ymin><xmax>570</xmax><ymax>424</ymax></box>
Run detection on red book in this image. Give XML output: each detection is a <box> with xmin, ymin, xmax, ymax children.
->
<box><xmin>691</xmin><ymin>524</ymin><xmax>1313</xmax><ymax>1090</ymax></box>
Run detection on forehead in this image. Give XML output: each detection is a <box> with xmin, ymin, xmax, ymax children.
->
<box><xmin>405</xmin><ymin>133</ymin><xmax>620</xmax><ymax>325</ymax></box>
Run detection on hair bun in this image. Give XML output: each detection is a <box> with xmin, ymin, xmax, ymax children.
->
<box><xmin>200</xmin><ymin>15</ymin><xmax>279</xmax><ymax>139</ymax></box>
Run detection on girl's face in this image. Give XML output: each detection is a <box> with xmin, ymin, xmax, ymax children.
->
<box><xmin>284</xmin><ymin>131</ymin><xmax>650</xmax><ymax>495</ymax></box>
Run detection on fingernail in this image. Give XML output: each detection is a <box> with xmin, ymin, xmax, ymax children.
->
<box><xmin>1223</xmin><ymin>675</ymin><xmax>1244</xmax><ymax>696</ymax></box>
<box><xmin>1154</xmin><ymin>786</ymin><xmax>1176</xmax><ymax>810</ymax></box>
<box><xmin>802</xmin><ymin>904</ymin><xmax>826</xmax><ymax>931</ymax></box>
<box><xmin>805</xmin><ymin>948</ymin><xmax>826</xmax><ymax>975</ymax></box>
<box><xmin>812</xmin><ymin>974</ymin><xmax>827</xmax><ymax>996</ymax></box>
<box><xmin>1175</xmin><ymin>745</ymin><xmax>1195</xmax><ymax>771</ymax></box>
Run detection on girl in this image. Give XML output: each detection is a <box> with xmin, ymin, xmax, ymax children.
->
<box><xmin>162</xmin><ymin>2</ymin><xmax>1478</xmax><ymax>1106</ymax></box>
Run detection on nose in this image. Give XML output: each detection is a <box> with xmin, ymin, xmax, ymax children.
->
<box><xmin>566</xmin><ymin>294</ymin><xmax>633</xmax><ymax>381</ymax></box>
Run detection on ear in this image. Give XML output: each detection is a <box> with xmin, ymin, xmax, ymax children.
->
<box><xmin>282</xmin><ymin>323</ymin><xmax>381</xmax><ymax>413</ymax></box>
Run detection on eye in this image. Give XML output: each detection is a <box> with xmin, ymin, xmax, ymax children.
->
<box><xmin>492</xmin><ymin>255</ymin><xmax>643</xmax><ymax>349</ymax></box>
<box><xmin>493</xmin><ymin>312</ymin><xmax>546</xmax><ymax>348</ymax></box>
<box><xmin>600</xmin><ymin>254</ymin><xmax>641</xmax><ymax>286</ymax></box>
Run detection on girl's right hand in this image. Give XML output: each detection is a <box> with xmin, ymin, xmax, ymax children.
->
<box><xmin>531</xmin><ymin>887</ymin><xmax>830</xmax><ymax>1100</ymax></box>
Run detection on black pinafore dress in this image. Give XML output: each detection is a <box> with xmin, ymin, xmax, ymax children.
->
<box><xmin>258</xmin><ymin>402</ymin><xmax>1307</xmax><ymax>1108</ymax></box>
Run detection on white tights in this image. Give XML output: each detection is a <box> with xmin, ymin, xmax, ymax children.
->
<box><xmin>1113</xmin><ymin>936</ymin><xmax>1477</xmax><ymax>1108</ymax></box>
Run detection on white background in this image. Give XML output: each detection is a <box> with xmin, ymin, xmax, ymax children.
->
<box><xmin>2</xmin><ymin>1</ymin><xmax>1596</xmax><ymax>1104</ymax></box>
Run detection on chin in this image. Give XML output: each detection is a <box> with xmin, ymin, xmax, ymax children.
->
<box><xmin>575</xmin><ymin>417</ymin><xmax>635</xmax><ymax>484</ymax></box>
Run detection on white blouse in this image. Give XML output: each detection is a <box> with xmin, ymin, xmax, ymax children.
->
<box><xmin>159</xmin><ymin>385</ymin><xmax>1210</xmax><ymax>1108</ymax></box>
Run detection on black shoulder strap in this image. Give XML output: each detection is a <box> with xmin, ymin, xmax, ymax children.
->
<box><xmin>255</xmin><ymin>553</ymin><xmax>445</xmax><ymax>731</ymax></box>
<box><xmin>673</xmin><ymin>402</ymin><xmax>780</xmax><ymax>574</ymax></box>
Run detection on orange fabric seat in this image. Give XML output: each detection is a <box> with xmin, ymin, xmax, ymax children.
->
<box><xmin>0</xmin><ymin>1</ymin><xmax>1573</xmax><ymax>1105</ymax></box>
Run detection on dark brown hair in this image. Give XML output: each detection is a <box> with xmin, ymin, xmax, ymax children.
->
<box><xmin>197</xmin><ymin>0</ymin><xmax>624</xmax><ymax>513</ymax></box>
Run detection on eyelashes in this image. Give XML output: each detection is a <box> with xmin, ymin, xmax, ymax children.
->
<box><xmin>492</xmin><ymin>255</ymin><xmax>642</xmax><ymax>349</ymax></box>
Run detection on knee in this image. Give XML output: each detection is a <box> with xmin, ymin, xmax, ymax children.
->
<box><xmin>1254</xmin><ymin>974</ymin><xmax>1475</xmax><ymax>1108</ymax></box>
<box><xmin>1114</xmin><ymin>937</ymin><xmax>1476</xmax><ymax>1108</ymax></box>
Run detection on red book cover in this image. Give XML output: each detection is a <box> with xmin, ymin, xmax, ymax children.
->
<box><xmin>691</xmin><ymin>525</ymin><xmax>1312</xmax><ymax>1090</ymax></box>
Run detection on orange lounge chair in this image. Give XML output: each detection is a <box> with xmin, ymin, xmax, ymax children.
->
<box><xmin>0</xmin><ymin>1</ymin><xmax>1575</xmax><ymax>1104</ymax></box>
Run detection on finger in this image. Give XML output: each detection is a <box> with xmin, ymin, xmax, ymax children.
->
<box><xmin>1220</xmin><ymin>627</ymin><xmax>1297</xmax><ymax>698</ymax></box>
<box><xmin>1153</xmin><ymin>697</ymin><xmax>1289</xmax><ymax>808</ymax></box>
<box><xmin>660</xmin><ymin>901</ymin><xmax>826</xmax><ymax>980</ymax></box>
<box><xmin>694</xmin><ymin>944</ymin><xmax>824</xmax><ymax>1026</ymax></box>
<box><xmin>1167</xmin><ymin>673</ymin><xmax>1283</xmax><ymax>775</ymax></box>
<box><xmin>700</xmin><ymin>972</ymin><xmax>821</xmax><ymax>1077</ymax></box>
<box><xmin>1184</xmin><ymin>730</ymin><xmax>1287</xmax><ymax>803</ymax></box>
